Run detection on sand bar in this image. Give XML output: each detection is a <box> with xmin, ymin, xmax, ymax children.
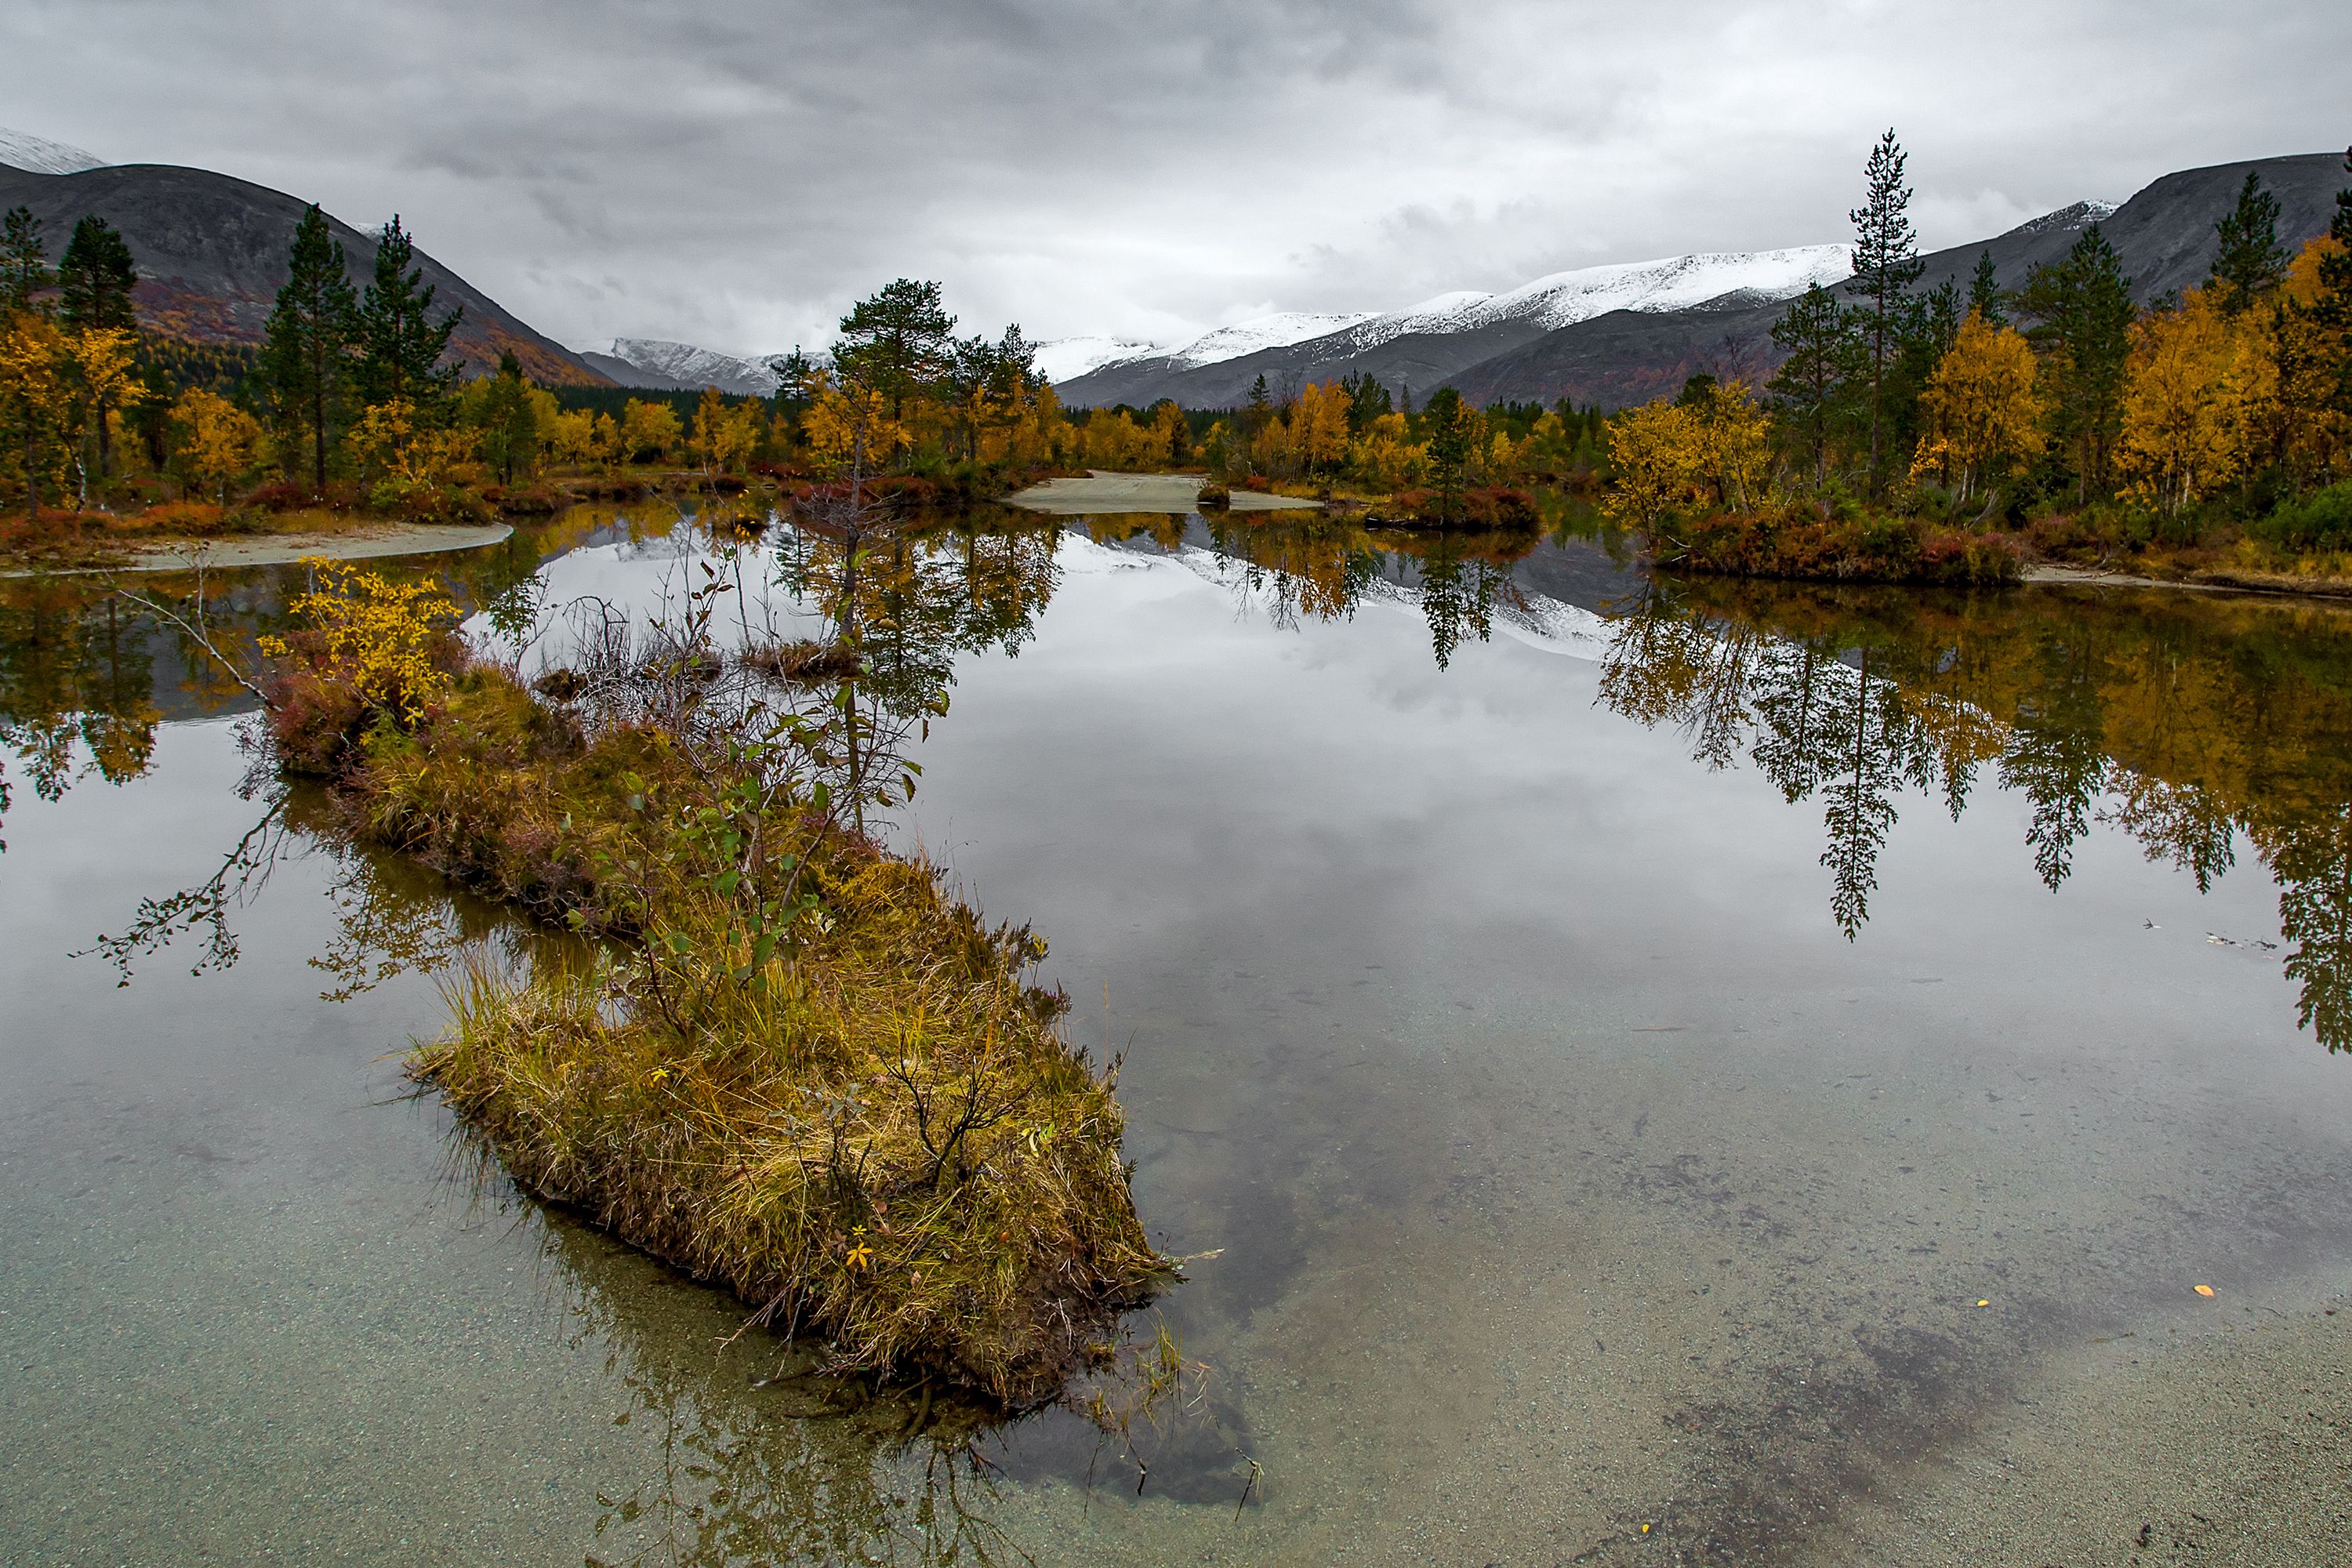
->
<box><xmin>1004</xmin><ymin>471</ymin><xmax>1321</xmax><ymax>515</ymax></box>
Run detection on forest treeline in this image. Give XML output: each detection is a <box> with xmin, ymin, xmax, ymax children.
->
<box><xmin>1595</xmin><ymin>134</ymin><xmax>2352</xmax><ymax>583</ymax></box>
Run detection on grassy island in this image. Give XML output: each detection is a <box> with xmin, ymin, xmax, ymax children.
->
<box><xmin>260</xmin><ymin>561</ymin><xmax>1167</xmax><ymax>1403</ymax></box>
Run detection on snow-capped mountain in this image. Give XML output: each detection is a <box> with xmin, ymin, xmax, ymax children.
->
<box><xmin>2006</xmin><ymin>199</ymin><xmax>2120</xmax><ymax>238</ymax></box>
<box><xmin>1162</xmin><ymin>311</ymin><xmax>1381</xmax><ymax>368</ymax></box>
<box><xmin>0</xmin><ymin>127</ymin><xmax>107</xmax><ymax>176</ymax></box>
<box><xmin>1032</xmin><ymin>336</ymin><xmax>1162</xmax><ymax>384</ymax></box>
<box><xmin>586</xmin><ymin>338</ymin><xmax>786</xmax><ymax>397</ymax></box>
<box><xmin>1337</xmin><ymin>245</ymin><xmax>1854</xmax><ymax>352</ymax></box>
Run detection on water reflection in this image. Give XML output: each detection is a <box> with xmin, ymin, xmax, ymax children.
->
<box><xmin>1597</xmin><ymin>576</ymin><xmax>2352</xmax><ymax>1050</ymax></box>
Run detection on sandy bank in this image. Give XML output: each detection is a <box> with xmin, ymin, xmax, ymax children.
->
<box><xmin>5</xmin><ymin>522</ymin><xmax>516</xmax><ymax>577</ymax></box>
<box><xmin>1005</xmin><ymin>471</ymin><xmax>1322</xmax><ymax>515</ymax></box>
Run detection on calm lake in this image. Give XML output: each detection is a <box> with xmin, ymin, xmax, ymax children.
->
<box><xmin>3</xmin><ymin>506</ymin><xmax>2347</xmax><ymax>1565</ymax></box>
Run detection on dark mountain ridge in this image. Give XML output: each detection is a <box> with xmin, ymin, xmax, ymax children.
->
<box><xmin>0</xmin><ymin>162</ymin><xmax>610</xmax><ymax>387</ymax></box>
<box><xmin>1062</xmin><ymin>151</ymin><xmax>2347</xmax><ymax>413</ymax></box>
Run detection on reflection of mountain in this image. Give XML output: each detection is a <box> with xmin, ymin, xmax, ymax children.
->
<box><xmin>1596</xmin><ymin>579</ymin><xmax>2352</xmax><ymax>1053</ymax></box>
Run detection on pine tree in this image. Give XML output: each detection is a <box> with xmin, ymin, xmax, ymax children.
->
<box><xmin>1423</xmin><ymin>386</ymin><xmax>1473</xmax><ymax>517</ymax></box>
<box><xmin>354</xmin><ymin>215</ymin><xmax>462</xmax><ymax>417</ymax></box>
<box><xmin>1</xmin><ymin>207</ymin><xmax>49</xmax><ymax>315</ymax></box>
<box><xmin>2020</xmin><ymin>225</ymin><xmax>2136</xmax><ymax>503</ymax></box>
<box><xmin>1969</xmin><ymin>250</ymin><xmax>2006</xmax><ymax>328</ymax></box>
<box><xmin>833</xmin><ymin>278</ymin><xmax>953</xmax><ymax>422</ymax></box>
<box><xmin>1844</xmin><ymin>129</ymin><xmax>1925</xmax><ymax>494</ymax></box>
<box><xmin>57</xmin><ymin>216</ymin><xmax>141</xmax><ymax>478</ymax></box>
<box><xmin>2210</xmin><ymin>169</ymin><xmax>2288</xmax><ymax>318</ymax></box>
<box><xmin>58</xmin><ymin>216</ymin><xmax>138</xmax><ymax>334</ymax></box>
<box><xmin>1767</xmin><ymin>283</ymin><xmax>1852</xmax><ymax>486</ymax></box>
<box><xmin>262</xmin><ymin>204</ymin><xmax>358</xmax><ymax>491</ymax></box>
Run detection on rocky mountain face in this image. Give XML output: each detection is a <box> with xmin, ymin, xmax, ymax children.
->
<box><xmin>580</xmin><ymin>338</ymin><xmax>784</xmax><ymax>396</ymax></box>
<box><xmin>0</xmin><ymin>160</ymin><xmax>610</xmax><ymax>386</ymax></box>
<box><xmin>1059</xmin><ymin>151</ymin><xmax>2347</xmax><ymax>412</ymax></box>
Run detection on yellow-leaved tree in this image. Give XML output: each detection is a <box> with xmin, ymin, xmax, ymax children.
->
<box><xmin>63</xmin><ymin>325</ymin><xmax>143</xmax><ymax>504</ymax></box>
<box><xmin>1149</xmin><ymin>400</ymin><xmax>1192</xmax><ymax>468</ymax></box>
<box><xmin>799</xmin><ymin>373</ymin><xmax>905</xmax><ymax>480</ymax></box>
<box><xmin>1292</xmin><ymin>382</ymin><xmax>1350</xmax><ymax>474</ymax></box>
<box><xmin>1910</xmin><ymin>310</ymin><xmax>2046</xmax><ymax>502</ymax></box>
<box><xmin>1687</xmin><ymin>379</ymin><xmax>1771</xmax><ymax>510</ymax></box>
<box><xmin>168</xmin><ymin>388</ymin><xmax>266</xmax><ymax>506</ymax></box>
<box><xmin>617</xmin><ymin>398</ymin><xmax>684</xmax><ymax>465</ymax></box>
<box><xmin>1603</xmin><ymin>400</ymin><xmax>1701</xmax><ymax>526</ymax></box>
<box><xmin>1</xmin><ymin>310</ymin><xmax>73</xmax><ymax>518</ymax></box>
<box><xmin>2117</xmin><ymin>289</ymin><xmax>2271</xmax><ymax>515</ymax></box>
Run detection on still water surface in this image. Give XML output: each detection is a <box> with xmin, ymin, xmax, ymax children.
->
<box><xmin>2</xmin><ymin>510</ymin><xmax>2348</xmax><ymax>1564</ymax></box>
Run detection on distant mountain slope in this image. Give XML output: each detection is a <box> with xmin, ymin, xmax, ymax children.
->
<box><xmin>0</xmin><ymin>125</ymin><xmax>106</xmax><ymax>176</ymax></box>
<box><xmin>1062</xmin><ymin>152</ymin><xmax>2345</xmax><ymax>412</ymax></box>
<box><xmin>1451</xmin><ymin>151</ymin><xmax>2347</xmax><ymax>408</ymax></box>
<box><xmin>0</xmin><ymin>161</ymin><xmax>610</xmax><ymax>387</ymax></box>
<box><xmin>1059</xmin><ymin>248</ymin><xmax>1851</xmax><ymax>408</ymax></box>
<box><xmin>585</xmin><ymin>338</ymin><xmax>783</xmax><ymax>396</ymax></box>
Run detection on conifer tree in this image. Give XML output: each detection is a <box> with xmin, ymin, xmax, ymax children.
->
<box><xmin>1767</xmin><ymin>282</ymin><xmax>1852</xmax><ymax>486</ymax></box>
<box><xmin>262</xmin><ymin>204</ymin><xmax>358</xmax><ymax>491</ymax></box>
<box><xmin>1844</xmin><ymin>129</ymin><xmax>1925</xmax><ymax>494</ymax></box>
<box><xmin>2210</xmin><ymin>169</ymin><xmax>2288</xmax><ymax>318</ymax></box>
<box><xmin>833</xmin><ymin>278</ymin><xmax>953</xmax><ymax>423</ymax></box>
<box><xmin>474</xmin><ymin>351</ymin><xmax>539</xmax><ymax>486</ymax></box>
<box><xmin>1969</xmin><ymin>250</ymin><xmax>2006</xmax><ymax>328</ymax></box>
<box><xmin>2020</xmin><ymin>225</ymin><xmax>2136</xmax><ymax>503</ymax></box>
<box><xmin>57</xmin><ymin>216</ymin><xmax>141</xmax><ymax>478</ymax></box>
<box><xmin>58</xmin><ymin>216</ymin><xmax>138</xmax><ymax>334</ymax></box>
<box><xmin>1423</xmin><ymin>386</ymin><xmax>1473</xmax><ymax>517</ymax></box>
<box><xmin>354</xmin><ymin>215</ymin><xmax>462</xmax><ymax>418</ymax></box>
<box><xmin>1</xmin><ymin>207</ymin><xmax>48</xmax><ymax>315</ymax></box>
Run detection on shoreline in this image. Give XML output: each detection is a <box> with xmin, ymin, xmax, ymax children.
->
<box><xmin>2</xmin><ymin>522</ymin><xmax>516</xmax><ymax>577</ymax></box>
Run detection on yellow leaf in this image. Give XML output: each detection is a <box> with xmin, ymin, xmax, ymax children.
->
<box><xmin>2193</xmin><ymin>1283</ymin><xmax>2216</xmax><ymax>1298</ymax></box>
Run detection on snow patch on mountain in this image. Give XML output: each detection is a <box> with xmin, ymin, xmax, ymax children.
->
<box><xmin>1033</xmin><ymin>336</ymin><xmax>1162</xmax><ymax>383</ymax></box>
<box><xmin>2006</xmin><ymin>199</ymin><xmax>2121</xmax><ymax>238</ymax></box>
<box><xmin>0</xmin><ymin>127</ymin><xmax>107</xmax><ymax>176</ymax></box>
<box><xmin>594</xmin><ymin>339</ymin><xmax>784</xmax><ymax>397</ymax></box>
<box><xmin>1339</xmin><ymin>246</ymin><xmax>1855</xmax><ymax>351</ymax></box>
<box><xmin>1163</xmin><ymin>311</ymin><xmax>1380</xmax><ymax>368</ymax></box>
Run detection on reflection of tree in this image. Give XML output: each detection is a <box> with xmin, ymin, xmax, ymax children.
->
<box><xmin>0</xmin><ymin>577</ymin><xmax>165</xmax><ymax>848</ymax></box>
<box><xmin>1596</xmin><ymin>578</ymin><xmax>2352</xmax><ymax>1051</ymax></box>
<box><xmin>1201</xmin><ymin>516</ymin><xmax>1535</xmax><ymax>670</ymax></box>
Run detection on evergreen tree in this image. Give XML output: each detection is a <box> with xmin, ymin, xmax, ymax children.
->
<box><xmin>1</xmin><ymin>207</ymin><xmax>48</xmax><ymax>315</ymax></box>
<box><xmin>58</xmin><ymin>216</ymin><xmax>142</xmax><ymax>477</ymax></box>
<box><xmin>2020</xmin><ymin>225</ymin><xmax>2136</xmax><ymax>503</ymax></box>
<box><xmin>1423</xmin><ymin>386</ymin><xmax>1473</xmax><ymax>517</ymax></box>
<box><xmin>2322</xmin><ymin>148</ymin><xmax>2352</xmax><ymax>423</ymax></box>
<box><xmin>2210</xmin><ymin>169</ymin><xmax>2288</xmax><ymax>317</ymax></box>
<box><xmin>1768</xmin><ymin>282</ymin><xmax>1854</xmax><ymax>486</ymax></box>
<box><xmin>261</xmin><ymin>204</ymin><xmax>358</xmax><ymax>491</ymax></box>
<box><xmin>354</xmin><ymin>215</ymin><xmax>462</xmax><ymax>416</ymax></box>
<box><xmin>474</xmin><ymin>351</ymin><xmax>538</xmax><ymax>485</ymax></box>
<box><xmin>1341</xmin><ymin>370</ymin><xmax>1391</xmax><ymax>435</ymax></box>
<box><xmin>833</xmin><ymin>278</ymin><xmax>953</xmax><ymax>421</ymax></box>
<box><xmin>58</xmin><ymin>216</ymin><xmax>138</xmax><ymax>334</ymax></box>
<box><xmin>1969</xmin><ymin>250</ymin><xmax>2006</xmax><ymax>328</ymax></box>
<box><xmin>1844</xmin><ymin>129</ymin><xmax>1924</xmax><ymax>493</ymax></box>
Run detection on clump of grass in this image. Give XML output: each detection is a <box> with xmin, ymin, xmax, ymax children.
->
<box><xmin>263</xmin><ymin>566</ymin><xmax>1168</xmax><ymax>1403</ymax></box>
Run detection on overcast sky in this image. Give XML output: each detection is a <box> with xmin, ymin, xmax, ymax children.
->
<box><xmin>5</xmin><ymin>0</ymin><xmax>2347</xmax><ymax>354</ymax></box>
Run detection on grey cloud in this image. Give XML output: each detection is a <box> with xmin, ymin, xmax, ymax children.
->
<box><xmin>2</xmin><ymin>0</ymin><xmax>2347</xmax><ymax>354</ymax></box>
